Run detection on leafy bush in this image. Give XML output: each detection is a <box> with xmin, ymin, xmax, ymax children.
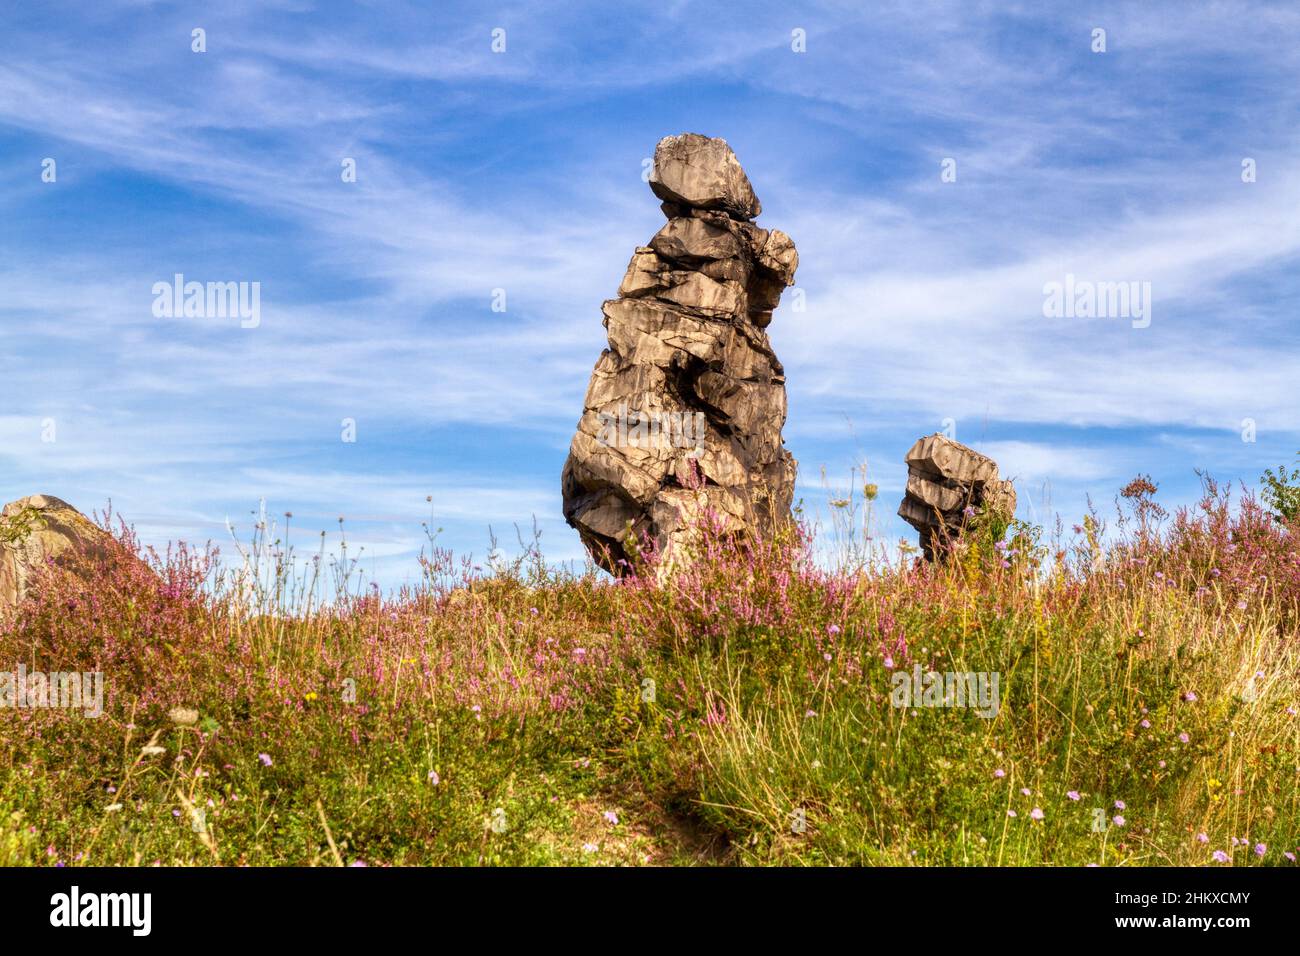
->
<box><xmin>1261</xmin><ymin>452</ymin><xmax>1300</xmax><ymax>524</ymax></box>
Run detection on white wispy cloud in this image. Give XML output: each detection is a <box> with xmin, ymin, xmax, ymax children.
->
<box><xmin>3</xmin><ymin>0</ymin><xmax>1299</xmax><ymax>579</ymax></box>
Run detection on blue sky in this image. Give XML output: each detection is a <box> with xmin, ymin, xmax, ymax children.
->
<box><xmin>4</xmin><ymin>1</ymin><xmax>1300</xmax><ymax>588</ymax></box>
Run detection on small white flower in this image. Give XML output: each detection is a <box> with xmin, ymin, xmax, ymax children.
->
<box><xmin>168</xmin><ymin>707</ymin><xmax>199</xmax><ymax>726</ymax></box>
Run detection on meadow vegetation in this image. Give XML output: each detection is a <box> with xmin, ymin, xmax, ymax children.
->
<box><xmin>0</xmin><ymin>475</ymin><xmax>1297</xmax><ymax>867</ymax></box>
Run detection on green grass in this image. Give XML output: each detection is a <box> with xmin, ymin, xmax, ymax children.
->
<box><xmin>0</xmin><ymin>479</ymin><xmax>1297</xmax><ymax>866</ymax></box>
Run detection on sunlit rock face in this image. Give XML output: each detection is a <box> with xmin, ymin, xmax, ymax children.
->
<box><xmin>898</xmin><ymin>435</ymin><xmax>1017</xmax><ymax>561</ymax></box>
<box><xmin>0</xmin><ymin>494</ymin><xmax>112</xmax><ymax>614</ymax></box>
<box><xmin>562</xmin><ymin>133</ymin><xmax>800</xmax><ymax>575</ymax></box>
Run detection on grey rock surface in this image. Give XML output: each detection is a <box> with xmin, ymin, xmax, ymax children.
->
<box><xmin>563</xmin><ymin>134</ymin><xmax>799</xmax><ymax>574</ymax></box>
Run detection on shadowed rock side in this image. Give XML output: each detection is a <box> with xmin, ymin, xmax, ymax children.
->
<box><xmin>562</xmin><ymin>133</ymin><xmax>799</xmax><ymax>574</ymax></box>
<box><xmin>897</xmin><ymin>434</ymin><xmax>1017</xmax><ymax>561</ymax></box>
<box><xmin>0</xmin><ymin>494</ymin><xmax>112</xmax><ymax>614</ymax></box>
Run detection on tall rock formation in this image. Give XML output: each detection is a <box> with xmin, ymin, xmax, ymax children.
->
<box><xmin>562</xmin><ymin>133</ymin><xmax>799</xmax><ymax>574</ymax></box>
<box><xmin>897</xmin><ymin>434</ymin><xmax>1017</xmax><ymax>560</ymax></box>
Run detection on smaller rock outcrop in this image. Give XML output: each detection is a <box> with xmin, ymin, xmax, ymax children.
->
<box><xmin>0</xmin><ymin>494</ymin><xmax>112</xmax><ymax>614</ymax></box>
<box><xmin>897</xmin><ymin>435</ymin><xmax>1016</xmax><ymax>560</ymax></box>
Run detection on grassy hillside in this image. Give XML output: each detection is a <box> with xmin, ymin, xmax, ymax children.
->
<box><xmin>0</xmin><ymin>477</ymin><xmax>1297</xmax><ymax>866</ymax></box>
